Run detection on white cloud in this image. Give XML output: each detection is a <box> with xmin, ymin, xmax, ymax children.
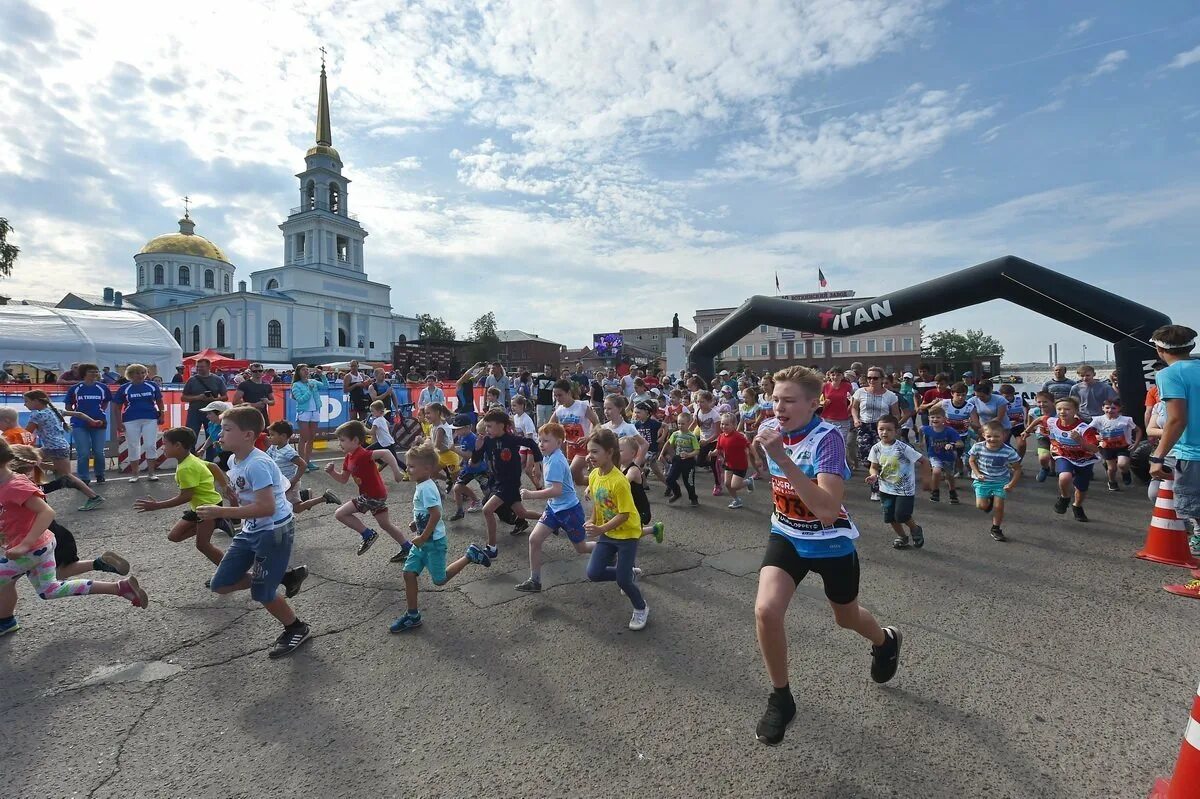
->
<box><xmin>1088</xmin><ymin>49</ymin><xmax>1128</xmax><ymax>79</ymax></box>
<box><xmin>1065</xmin><ymin>18</ymin><xmax>1094</xmax><ymax>39</ymax></box>
<box><xmin>1166</xmin><ymin>45</ymin><xmax>1200</xmax><ymax>71</ymax></box>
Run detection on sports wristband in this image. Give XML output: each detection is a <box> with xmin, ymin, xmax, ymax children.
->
<box><xmin>1149</xmin><ymin>456</ymin><xmax>1166</xmax><ymax>464</ymax></box>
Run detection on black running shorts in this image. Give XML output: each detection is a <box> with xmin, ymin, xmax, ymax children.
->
<box><xmin>762</xmin><ymin>534</ymin><xmax>860</xmax><ymax>605</ymax></box>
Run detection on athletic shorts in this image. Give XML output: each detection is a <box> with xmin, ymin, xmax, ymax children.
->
<box><xmin>51</xmin><ymin>521</ymin><xmax>79</xmax><ymax>566</ymax></box>
<box><xmin>974</xmin><ymin>480</ymin><xmax>1008</xmax><ymax>499</ymax></box>
<box><xmin>296</xmin><ymin>410</ymin><xmax>320</xmax><ymax>423</ymax></box>
<box><xmin>489</xmin><ymin>485</ymin><xmax>522</xmax><ymax>508</ymax></box>
<box><xmin>726</xmin><ymin>467</ymin><xmax>747</xmax><ymax>478</ymax></box>
<box><xmin>1055</xmin><ymin>459</ymin><xmax>1095</xmax><ymax>492</ymax></box>
<box><xmin>879</xmin><ymin>492</ymin><xmax>915</xmax><ymax>524</ymax></box>
<box><xmin>929</xmin><ymin>455</ymin><xmax>956</xmax><ymax>472</ymax></box>
<box><xmin>43</xmin><ymin>447</ymin><xmax>70</xmax><ymax>461</ymax></box>
<box><xmin>1010</xmin><ymin>423</ymin><xmax>1025</xmax><ymax>438</ymax></box>
<box><xmin>1037</xmin><ymin>446</ymin><xmax>1051</xmax><ymax>459</ymax></box>
<box><xmin>209</xmin><ymin>519</ymin><xmax>294</xmax><ymax>604</ymax></box>
<box><xmin>566</xmin><ymin>442</ymin><xmax>588</xmax><ymax>461</ymax></box>
<box><xmin>540</xmin><ymin>502</ymin><xmax>587</xmax><ymax>544</ymax></box>
<box><xmin>352</xmin><ymin>495</ymin><xmax>388</xmax><ymax>514</ymax></box>
<box><xmin>1100</xmin><ymin>447</ymin><xmax>1130</xmax><ymax>461</ymax></box>
<box><xmin>403</xmin><ymin>536</ymin><xmax>448</xmax><ymax>583</ymax></box>
<box><xmin>455</xmin><ymin>469</ymin><xmax>487</xmax><ymax>488</ymax></box>
<box><xmin>1173</xmin><ymin>459</ymin><xmax>1200</xmax><ymax>519</ymax></box>
<box><xmin>761</xmin><ymin>534</ymin><xmax>859</xmax><ymax>605</ymax></box>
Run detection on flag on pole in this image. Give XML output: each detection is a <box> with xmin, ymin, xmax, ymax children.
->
<box><xmin>775</xmin><ymin>271</ymin><xmax>780</xmax><ymax>292</ymax></box>
<box><xmin>818</xmin><ymin>267</ymin><xmax>828</xmax><ymax>288</ymax></box>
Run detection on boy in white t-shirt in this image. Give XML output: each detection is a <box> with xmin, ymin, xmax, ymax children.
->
<box><xmin>1092</xmin><ymin>399</ymin><xmax>1141</xmax><ymax>491</ymax></box>
<box><xmin>267</xmin><ymin>421</ymin><xmax>339</xmax><ymax>515</ymax></box>
<box><xmin>867</xmin><ymin>415</ymin><xmax>927</xmax><ymax>549</ymax></box>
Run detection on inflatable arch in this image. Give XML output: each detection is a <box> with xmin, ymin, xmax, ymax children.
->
<box><xmin>689</xmin><ymin>255</ymin><xmax>1169</xmax><ymax>416</ymax></box>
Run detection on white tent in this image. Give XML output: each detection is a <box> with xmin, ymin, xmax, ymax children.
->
<box><xmin>0</xmin><ymin>305</ymin><xmax>183</xmax><ymax>377</ymax></box>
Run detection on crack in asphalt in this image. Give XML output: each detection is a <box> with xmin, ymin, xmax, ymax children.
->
<box><xmin>84</xmin><ymin>682</ymin><xmax>166</xmax><ymax>799</ymax></box>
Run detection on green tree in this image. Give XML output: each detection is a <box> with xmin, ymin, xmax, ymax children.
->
<box><xmin>467</xmin><ymin>311</ymin><xmax>500</xmax><ymax>364</ymax></box>
<box><xmin>0</xmin><ymin>218</ymin><xmax>19</xmax><ymax>278</ymax></box>
<box><xmin>922</xmin><ymin>328</ymin><xmax>1004</xmax><ymax>362</ymax></box>
<box><xmin>417</xmin><ymin>313</ymin><xmax>456</xmax><ymax>340</ymax></box>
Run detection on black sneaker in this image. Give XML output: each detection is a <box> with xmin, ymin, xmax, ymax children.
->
<box><xmin>1054</xmin><ymin>496</ymin><xmax>1070</xmax><ymax>514</ymax></box>
<box><xmin>322</xmin><ymin>490</ymin><xmax>342</xmax><ymax>505</ymax></box>
<box><xmin>95</xmin><ymin>474</ymin><xmax>106</xmax><ymax>484</ymax></box>
<box><xmin>911</xmin><ymin>526</ymin><xmax>924</xmax><ymax>548</ymax></box>
<box><xmin>1107</xmin><ymin>480</ymin><xmax>1119</xmax><ymax>492</ymax></box>
<box><xmin>892</xmin><ymin>535</ymin><xmax>910</xmax><ymax>549</ymax></box>
<box><xmin>948</xmin><ymin>489</ymin><xmax>960</xmax><ymax>505</ymax></box>
<box><xmin>690</xmin><ymin>497</ymin><xmax>699</xmax><ymax>507</ymax></box>
<box><xmin>755</xmin><ymin>690</ymin><xmax>797</xmax><ymax>746</ymax></box>
<box><xmin>990</xmin><ymin>525</ymin><xmax>1007</xmax><ymax>542</ymax></box>
<box><xmin>449</xmin><ymin>508</ymin><xmax>465</xmax><ymax>522</ymax></box>
<box><xmin>299</xmin><ymin>489</ymin><xmax>312</xmax><ymax>502</ymax></box>
<box><xmin>1123</xmin><ymin>471</ymin><xmax>1132</xmax><ymax>486</ymax></box>
<box><xmin>216</xmin><ymin>518</ymin><xmax>234</xmax><ymax>537</ymax></box>
<box><xmin>929</xmin><ymin>489</ymin><xmax>940</xmax><ymax>503</ymax></box>
<box><xmin>268</xmin><ymin>622</ymin><xmax>311</xmax><ymax>659</ymax></box>
<box><xmin>668</xmin><ymin>492</ymin><xmax>681</xmax><ymax>504</ymax></box>
<box><xmin>870</xmin><ymin>627</ymin><xmax>902</xmax><ymax>684</ymax></box>
<box><xmin>357</xmin><ymin>530</ymin><xmax>379</xmax><ymax>556</ymax></box>
<box><xmin>515</xmin><ymin>578</ymin><xmax>542</xmax><ymax>593</ymax></box>
<box><xmin>281</xmin><ymin>565</ymin><xmax>309</xmax><ymax>598</ymax></box>
<box><xmin>511</xmin><ymin>518</ymin><xmax>529</xmax><ymax>536</ymax></box>
<box><xmin>389</xmin><ymin>543</ymin><xmax>413</xmax><ymax>564</ymax></box>
<box><xmin>1072</xmin><ymin>504</ymin><xmax>1088</xmax><ymax>522</ymax></box>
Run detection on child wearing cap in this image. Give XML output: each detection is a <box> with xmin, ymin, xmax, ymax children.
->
<box><xmin>195</xmin><ymin>400</ymin><xmax>233</xmax><ymax>470</ymax></box>
<box><xmin>449</xmin><ymin>416</ymin><xmax>487</xmax><ymax>521</ymax></box>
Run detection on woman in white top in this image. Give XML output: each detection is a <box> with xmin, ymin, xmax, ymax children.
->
<box><xmin>850</xmin><ymin>366</ymin><xmax>901</xmax><ymax>467</ymax></box>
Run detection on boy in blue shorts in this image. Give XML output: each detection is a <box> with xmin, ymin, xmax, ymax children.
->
<box><xmin>968</xmin><ymin>421</ymin><xmax>1023</xmax><ymax>541</ymax></box>
<box><xmin>515</xmin><ymin>422</ymin><xmax>593</xmax><ymax>592</ymax></box>
<box><xmin>753</xmin><ymin>366</ymin><xmax>901</xmax><ymax>747</ymax></box>
<box><xmin>449</xmin><ymin>415</ymin><xmax>486</xmax><ymax>521</ymax></box>
<box><xmin>866</xmin><ymin>415</ymin><xmax>927</xmax><ymax>549</ymax></box>
<box><xmin>389</xmin><ymin>443</ymin><xmax>492</xmax><ymax>633</ymax></box>
<box><xmin>922</xmin><ymin>406</ymin><xmax>961</xmax><ymax>504</ymax></box>
<box><xmin>197</xmin><ymin>406</ymin><xmax>310</xmax><ymax>659</ymax></box>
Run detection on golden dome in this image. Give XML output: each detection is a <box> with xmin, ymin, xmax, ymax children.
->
<box><xmin>138</xmin><ymin>216</ymin><xmax>230</xmax><ymax>263</ymax></box>
<box><xmin>306</xmin><ymin>144</ymin><xmax>342</xmax><ymax>162</ymax></box>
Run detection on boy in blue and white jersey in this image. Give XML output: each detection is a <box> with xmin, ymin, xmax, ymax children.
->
<box><xmin>752</xmin><ymin>366</ymin><xmax>901</xmax><ymax>748</ymax></box>
<box><xmin>968</xmin><ymin>421</ymin><xmax>1023</xmax><ymax>542</ymax></box>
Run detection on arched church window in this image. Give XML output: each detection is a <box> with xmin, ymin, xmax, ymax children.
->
<box><xmin>173</xmin><ymin>327</ymin><xmax>181</xmax><ymax>345</ymax></box>
<box><xmin>306</xmin><ymin>180</ymin><xmax>316</xmax><ymax>210</ymax></box>
<box><xmin>224</xmin><ymin>274</ymin><xmax>231</xmax><ymax>293</ymax></box>
<box><xmin>179</xmin><ymin>265</ymin><xmax>190</xmax><ymax>286</ymax></box>
<box><xmin>329</xmin><ymin>183</ymin><xmax>340</xmax><ymax>214</ymax></box>
<box><xmin>154</xmin><ymin>264</ymin><xmax>164</xmax><ymax>285</ymax></box>
<box><xmin>204</xmin><ymin>269</ymin><xmax>214</xmax><ymax>289</ymax></box>
<box><xmin>138</xmin><ymin>265</ymin><xmax>145</xmax><ymax>286</ymax></box>
<box><xmin>267</xmin><ymin>320</ymin><xmax>282</xmax><ymax>348</ymax></box>
<box><xmin>216</xmin><ymin>319</ymin><xmax>226</xmax><ymax>348</ymax></box>
<box><xmin>192</xmin><ymin>325</ymin><xmax>200</xmax><ymax>351</ymax></box>
<box><xmin>266</xmin><ymin>279</ymin><xmax>279</xmax><ymax>290</ymax></box>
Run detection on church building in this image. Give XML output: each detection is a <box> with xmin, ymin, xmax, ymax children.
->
<box><xmin>66</xmin><ymin>62</ymin><xmax>418</xmax><ymax>363</ymax></box>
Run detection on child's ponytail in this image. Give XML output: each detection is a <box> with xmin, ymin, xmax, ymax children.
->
<box><xmin>24</xmin><ymin>390</ymin><xmax>68</xmax><ymax>432</ymax></box>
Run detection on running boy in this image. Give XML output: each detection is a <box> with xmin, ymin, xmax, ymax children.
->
<box><xmin>1028</xmin><ymin>392</ymin><xmax>1056</xmax><ymax>482</ymax></box>
<box><xmin>388</xmin><ymin>443</ymin><xmax>493</xmax><ymax>632</ymax></box>
<box><xmin>968</xmin><ymin>420</ymin><xmax>1023</xmax><ymax>541</ymax></box>
<box><xmin>634</xmin><ymin>401</ymin><xmax>667</xmax><ymax>483</ymax></box>
<box><xmin>1022</xmin><ymin>397</ymin><xmax>1099</xmax><ymax>522</ymax></box>
<box><xmin>866</xmin><ymin>415</ymin><xmax>926</xmax><ymax>549</ymax></box>
<box><xmin>266</xmin><ymin>421</ymin><xmax>340</xmax><ymax>514</ymax></box>
<box><xmin>922</xmin><ymin>406</ymin><xmax>961</xmax><ymax>504</ymax></box>
<box><xmin>198</xmin><ymin>407</ymin><xmax>309</xmax><ymax>657</ymax></box>
<box><xmin>449</xmin><ymin>416</ymin><xmax>486</xmax><ymax>521</ymax></box>
<box><xmin>1092</xmin><ymin>399</ymin><xmax>1141</xmax><ymax>490</ymax></box>
<box><xmin>516</xmin><ymin>422</ymin><xmax>593</xmax><ymax>592</ymax></box>
<box><xmin>752</xmin><ymin>366</ymin><xmax>901</xmax><ymax>746</ymax></box>
<box><xmin>471</xmin><ymin>409</ymin><xmax>543</xmax><ymax>560</ymax></box>
<box><xmin>325</xmin><ymin>420</ymin><xmax>411</xmax><ymax>559</ymax></box>
<box><xmin>661</xmin><ymin>410</ymin><xmax>700</xmax><ymax>505</ymax></box>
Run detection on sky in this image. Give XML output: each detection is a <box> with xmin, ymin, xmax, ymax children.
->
<box><xmin>1</xmin><ymin>0</ymin><xmax>1197</xmax><ymax>363</ymax></box>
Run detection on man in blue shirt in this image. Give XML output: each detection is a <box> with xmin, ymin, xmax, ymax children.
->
<box><xmin>1150</xmin><ymin>325</ymin><xmax>1200</xmax><ymax>527</ymax></box>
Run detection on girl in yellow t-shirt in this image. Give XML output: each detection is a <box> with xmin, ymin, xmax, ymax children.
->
<box><xmin>584</xmin><ymin>429</ymin><xmax>649</xmax><ymax>631</ymax></box>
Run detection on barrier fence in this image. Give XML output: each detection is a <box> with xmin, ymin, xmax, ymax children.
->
<box><xmin>0</xmin><ymin>382</ymin><xmax>485</xmax><ymax>457</ymax></box>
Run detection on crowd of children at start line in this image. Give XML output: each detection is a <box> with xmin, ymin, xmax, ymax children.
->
<box><xmin>0</xmin><ymin>350</ymin><xmax>1160</xmax><ymax>745</ymax></box>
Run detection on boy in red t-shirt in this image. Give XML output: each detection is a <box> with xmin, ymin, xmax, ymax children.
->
<box><xmin>716</xmin><ymin>413</ymin><xmax>753</xmax><ymax>509</ymax></box>
<box><xmin>326</xmin><ymin>420</ymin><xmax>412</xmax><ymax>559</ymax></box>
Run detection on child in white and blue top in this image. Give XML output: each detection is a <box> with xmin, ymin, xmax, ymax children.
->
<box><xmin>752</xmin><ymin>368</ymin><xmax>901</xmax><ymax>748</ymax></box>
<box><xmin>867</xmin><ymin>415</ymin><xmax>926</xmax><ymax>549</ymax></box>
<box><xmin>390</xmin><ymin>443</ymin><xmax>492</xmax><ymax>633</ymax></box>
<box><xmin>515</xmin><ymin>423</ymin><xmax>592</xmax><ymax>593</ymax></box>
<box><xmin>968</xmin><ymin>420</ymin><xmax>1023</xmax><ymax>542</ymax></box>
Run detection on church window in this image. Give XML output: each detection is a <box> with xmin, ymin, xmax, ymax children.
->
<box><xmin>223</xmin><ymin>274</ymin><xmax>231</xmax><ymax>293</ymax></box>
<box><xmin>328</xmin><ymin>183</ymin><xmax>340</xmax><ymax>214</ymax></box>
<box><xmin>204</xmin><ymin>269</ymin><xmax>214</xmax><ymax>289</ymax></box>
<box><xmin>266</xmin><ymin>279</ymin><xmax>279</xmax><ymax>290</ymax></box>
<box><xmin>154</xmin><ymin>264</ymin><xmax>164</xmax><ymax>285</ymax></box>
<box><xmin>306</xmin><ymin>180</ymin><xmax>316</xmax><ymax>211</ymax></box>
<box><xmin>268</xmin><ymin>320</ymin><xmax>282</xmax><ymax>348</ymax></box>
<box><xmin>338</xmin><ymin>327</ymin><xmax>348</xmax><ymax>347</ymax></box>
<box><xmin>173</xmin><ymin>327</ymin><xmax>181</xmax><ymax>345</ymax></box>
<box><xmin>216</xmin><ymin>319</ymin><xmax>226</xmax><ymax>348</ymax></box>
<box><xmin>296</xmin><ymin>232</ymin><xmax>306</xmax><ymax>261</ymax></box>
<box><xmin>178</xmin><ymin>265</ymin><xmax>190</xmax><ymax>286</ymax></box>
<box><xmin>192</xmin><ymin>325</ymin><xmax>200</xmax><ymax>351</ymax></box>
<box><xmin>336</xmin><ymin>236</ymin><xmax>349</xmax><ymax>262</ymax></box>
<box><xmin>138</xmin><ymin>265</ymin><xmax>145</xmax><ymax>286</ymax></box>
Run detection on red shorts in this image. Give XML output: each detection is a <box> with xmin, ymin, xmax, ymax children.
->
<box><xmin>566</xmin><ymin>442</ymin><xmax>588</xmax><ymax>461</ymax></box>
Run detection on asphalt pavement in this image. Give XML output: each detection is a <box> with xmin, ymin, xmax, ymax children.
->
<box><xmin>2</xmin><ymin>452</ymin><xmax>1196</xmax><ymax>799</ymax></box>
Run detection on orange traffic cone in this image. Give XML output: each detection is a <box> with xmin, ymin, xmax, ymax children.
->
<box><xmin>1149</xmin><ymin>680</ymin><xmax>1200</xmax><ymax>798</ymax></box>
<box><xmin>1137</xmin><ymin>480</ymin><xmax>1199</xmax><ymax>568</ymax></box>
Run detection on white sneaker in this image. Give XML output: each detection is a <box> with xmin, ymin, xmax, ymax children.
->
<box><xmin>728</xmin><ymin>498</ymin><xmax>744</xmax><ymax>509</ymax></box>
<box><xmin>147</xmin><ymin>474</ymin><xmax>159</xmax><ymax>482</ymax></box>
<box><xmin>628</xmin><ymin>606</ymin><xmax>649</xmax><ymax>631</ymax></box>
<box><xmin>620</xmin><ymin>567</ymin><xmax>643</xmax><ymax>596</ymax></box>
<box><xmin>129</xmin><ymin>475</ymin><xmax>139</xmax><ymax>483</ymax></box>
<box><xmin>870</xmin><ymin>491</ymin><xmax>880</xmax><ymax>502</ymax></box>
<box><xmin>467</xmin><ymin>501</ymin><xmax>481</xmax><ymax>513</ymax></box>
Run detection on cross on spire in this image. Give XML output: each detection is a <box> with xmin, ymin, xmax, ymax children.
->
<box><xmin>182</xmin><ymin>195</ymin><xmax>190</xmax><ymax>218</ymax></box>
<box><xmin>319</xmin><ymin>46</ymin><xmax>327</xmax><ymax>70</ymax></box>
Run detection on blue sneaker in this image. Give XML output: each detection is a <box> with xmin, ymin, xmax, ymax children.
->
<box><xmin>0</xmin><ymin>617</ymin><xmax>18</xmax><ymax>636</ymax></box>
<box><xmin>389</xmin><ymin>612</ymin><xmax>422</xmax><ymax>633</ymax></box>
<box><xmin>483</xmin><ymin>544</ymin><xmax>499</xmax><ymax>561</ymax></box>
<box><xmin>1036</xmin><ymin>467</ymin><xmax>1049</xmax><ymax>483</ymax></box>
<box><xmin>357</xmin><ymin>529</ymin><xmax>379</xmax><ymax>556</ymax></box>
<box><xmin>466</xmin><ymin>544</ymin><xmax>492</xmax><ymax>567</ymax></box>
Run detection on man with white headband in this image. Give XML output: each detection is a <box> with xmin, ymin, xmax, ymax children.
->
<box><xmin>1149</xmin><ymin>325</ymin><xmax>1200</xmax><ymax>531</ymax></box>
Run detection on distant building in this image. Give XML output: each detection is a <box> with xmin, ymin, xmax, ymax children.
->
<box><xmin>495</xmin><ymin>330</ymin><xmax>565</xmax><ymax>373</ymax></box>
<box><xmin>694</xmin><ymin>290</ymin><xmax>923</xmax><ymax>373</ymax></box>
<box><xmin>619</xmin><ymin>325</ymin><xmax>695</xmax><ymax>360</ymax></box>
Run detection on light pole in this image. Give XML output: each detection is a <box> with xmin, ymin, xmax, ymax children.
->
<box><xmin>1082</xmin><ymin>344</ymin><xmax>1088</xmax><ymax>365</ymax></box>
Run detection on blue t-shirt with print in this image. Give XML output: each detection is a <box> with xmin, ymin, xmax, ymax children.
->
<box><xmin>1159</xmin><ymin>359</ymin><xmax>1200</xmax><ymax>460</ymax></box>
<box><xmin>969</xmin><ymin>442</ymin><xmax>1022</xmax><ymax>482</ymax></box>
<box><xmin>29</xmin><ymin>407</ymin><xmax>70</xmax><ymax>450</ymax></box>
<box><xmin>413</xmin><ymin>478</ymin><xmax>447</xmax><ymax>541</ymax></box>
<box><xmin>116</xmin><ymin>380</ymin><xmax>162</xmax><ymax>421</ymax></box>
<box><xmin>542</xmin><ymin>448</ymin><xmax>579</xmax><ymax>512</ymax></box>
<box><xmin>65</xmin><ymin>382</ymin><xmax>112</xmax><ymax>428</ymax></box>
<box><xmin>921</xmin><ymin>425</ymin><xmax>961</xmax><ymax>462</ymax></box>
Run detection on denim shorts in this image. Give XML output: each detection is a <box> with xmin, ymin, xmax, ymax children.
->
<box><xmin>43</xmin><ymin>447</ymin><xmax>70</xmax><ymax>460</ymax></box>
<box><xmin>210</xmin><ymin>518</ymin><xmax>294</xmax><ymax>604</ymax></box>
<box><xmin>879</xmin><ymin>492</ymin><xmax>914</xmax><ymax>524</ymax></box>
<box><xmin>539</xmin><ymin>502</ymin><xmax>587</xmax><ymax>544</ymax></box>
<box><xmin>1174</xmin><ymin>459</ymin><xmax>1200</xmax><ymax>519</ymax></box>
<box><xmin>403</xmin><ymin>536</ymin><xmax>448</xmax><ymax>583</ymax></box>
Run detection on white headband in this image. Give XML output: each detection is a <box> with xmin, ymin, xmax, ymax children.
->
<box><xmin>1151</xmin><ymin>338</ymin><xmax>1196</xmax><ymax>349</ymax></box>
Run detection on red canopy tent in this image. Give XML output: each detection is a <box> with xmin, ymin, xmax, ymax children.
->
<box><xmin>182</xmin><ymin>348</ymin><xmax>250</xmax><ymax>379</ymax></box>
